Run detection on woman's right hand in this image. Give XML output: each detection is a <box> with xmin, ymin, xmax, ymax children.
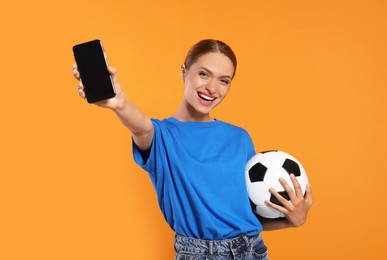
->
<box><xmin>72</xmin><ymin>64</ymin><xmax>126</xmax><ymax>111</ymax></box>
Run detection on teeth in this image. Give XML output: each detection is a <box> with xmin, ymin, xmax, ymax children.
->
<box><xmin>199</xmin><ymin>93</ymin><xmax>215</xmax><ymax>101</ymax></box>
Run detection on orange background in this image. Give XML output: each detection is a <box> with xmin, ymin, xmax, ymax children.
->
<box><xmin>1</xmin><ymin>0</ymin><xmax>386</xmax><ymax>259</ymax></box>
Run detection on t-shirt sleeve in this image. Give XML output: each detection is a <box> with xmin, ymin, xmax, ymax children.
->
<box><xmin>243</xmin><ymin>129</ymin><xmax>256</xmax><ymax>161</ymax></box>
<box><xmin>132</xmin><ymin>119</ymin><xmax>160</xmax><ymax>175</ymax></box>
<box><xmin>132</xmin><ymin>141</ymin><xmax>151</xmax><ymax>164</ymax></box>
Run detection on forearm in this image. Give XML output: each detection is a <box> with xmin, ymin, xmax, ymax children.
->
<box><xmin>112</xmin><ymin>97</ymin><xmax>153</xmax><ymax>150</ymax></box>
<box><xmin>73</xmin><ymin>64</ymin><xmax>154</xmax><ymax>150</ymax></box>
<box><xmin>258</xmin><ymin>216</ymin><xmax>296</xmax><ymax>231</ymax></box>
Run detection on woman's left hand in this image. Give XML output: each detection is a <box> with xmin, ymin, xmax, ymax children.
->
<box><xmin>265</xmin><ymin>174</ymin><xmax>313</xmax><ymax>227</ymax></box>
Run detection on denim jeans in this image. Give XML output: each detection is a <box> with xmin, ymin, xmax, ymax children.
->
<box><xmin>174</xmin><ymin>233</ymin><xmax>269</xmax><ymax>260</ymax></box>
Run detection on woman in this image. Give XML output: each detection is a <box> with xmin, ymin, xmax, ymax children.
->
<box><xmin>72</xmin><ymin>39</ymin><xmax>313</xmax><ymax>260</ymax></box>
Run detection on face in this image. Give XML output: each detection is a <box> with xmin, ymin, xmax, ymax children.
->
<box><xmin>180</xmin><ymin>52</ymin><xmax>235</xmax><ymax>119</ymax></box>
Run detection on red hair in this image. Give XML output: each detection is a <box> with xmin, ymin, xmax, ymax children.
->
<box><xmin>183</xmin><ymin>39</ymin><xmax>237</xmax><ymax>78</ymax></box>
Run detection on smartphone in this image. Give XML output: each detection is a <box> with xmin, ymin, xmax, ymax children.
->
<box><xmin>73</xmin><ymin>39</ymin><xmax>115</xmax><ymax>103</ymax></box>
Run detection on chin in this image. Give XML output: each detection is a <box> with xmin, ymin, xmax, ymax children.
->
<box><xmin>197</xmin><ymin>103</ymin><xmax>216</xmax><ymax>113</ymax></box>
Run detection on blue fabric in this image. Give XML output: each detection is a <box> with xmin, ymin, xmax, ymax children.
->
<box><xmin>174</xmin><ymin>233</ymin><xmax>268</xmax><ymax>259</ymax></box>
<box><xmin>132</xmin><ymin>117</ymin><xmax>262</xmax><ymax>240</ymax></box>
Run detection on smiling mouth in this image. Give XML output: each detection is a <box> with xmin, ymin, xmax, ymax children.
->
<box><xmin>198</xmin><ymin>92</ymin><xmax>216</xmax><ymax>102</ymax></box>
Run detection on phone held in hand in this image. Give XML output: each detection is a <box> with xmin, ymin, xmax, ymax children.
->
<box><xmin>73</xmin><ymin>39</ymin><xmax>116</xmax><ymax>103</ymax></box>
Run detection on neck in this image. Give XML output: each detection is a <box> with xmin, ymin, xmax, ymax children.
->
<box><xmin>174</xmin><ymin>102</ymin><xmax>213</xmax><ymax>122</ymax></box>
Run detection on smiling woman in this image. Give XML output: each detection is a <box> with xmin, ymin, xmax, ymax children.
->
<box><xmin>72</xmin><ymin>39</ymin><xmax>312</xmax><ymax>259</ymax></box>
<box><xmin>175</xmin><ymin>39</ymin><xmax>237</xmax><ymax>122</ymax></box>
<box><xmin>176</xmin><ymin>52</ymin><xmax>235</xmax><ymax>121</ymax></box>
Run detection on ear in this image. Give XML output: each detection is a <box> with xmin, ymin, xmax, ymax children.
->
<box><xmin>180</xmin><ymin>64</ymin><xmax>186</xmax><ymax>82</ymax></box>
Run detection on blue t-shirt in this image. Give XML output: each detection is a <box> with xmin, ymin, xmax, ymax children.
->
<box><xmin>132</xmin><ymin>117</ymin><xmax>262</xmax><ymax>240</ymax></box>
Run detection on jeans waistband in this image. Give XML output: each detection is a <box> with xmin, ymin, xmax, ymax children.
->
<box><xmin>174</xmin><ymin>233</ymin><xmax>261</xmax><ymax>255</ymax></box>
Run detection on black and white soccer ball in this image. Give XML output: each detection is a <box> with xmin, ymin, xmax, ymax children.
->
<box><xmin>245</xmin><ymin>150</ymin><xmax>308</xmax><ymax>219</ymax></box>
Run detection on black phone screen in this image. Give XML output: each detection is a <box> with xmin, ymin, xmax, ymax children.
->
<box><xmin>73</xmin><ymin>40</ymin><xmax>115</xmax><ymax>103</ymax></box>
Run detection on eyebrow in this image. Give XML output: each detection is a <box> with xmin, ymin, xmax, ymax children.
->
<box><xmin>199</xmin><ymin>67</ymin><xmax>232</xmax><ymax>80</ymax></box>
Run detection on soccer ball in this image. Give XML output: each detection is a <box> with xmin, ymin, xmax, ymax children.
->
<box><xmin>245</xmin><ymin>150</ymin><xmax>308</xmax><ymax>219</ymax></box>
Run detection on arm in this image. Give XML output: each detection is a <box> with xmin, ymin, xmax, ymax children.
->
<box><xmin>261</xmin><ymin>174</ymin><xmax>313</xmax><ymax>231</ymax></box>
<box><xmin>72</xmin><ymin>65</ymin><xmax>153</xmax><ymax>150</ymax></box>
<box><xmin>258</xmin><ymin>216</ymin><xmax>297</xmax><ymax>231</ymax></box>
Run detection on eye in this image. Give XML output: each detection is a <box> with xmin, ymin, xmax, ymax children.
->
<box><xmin>199</xmin><ymin>71</ymin><xmax>209</xmax><ymax>78</ymax></box>
<box><xmin>220</xmin><ymin>79</ymin><xmax>230</xmax><ymax>85</ymax></box>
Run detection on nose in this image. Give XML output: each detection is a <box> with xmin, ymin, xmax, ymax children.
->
<box><xmin>205</xmin><ymin>80</ymin><xmax>217</xmax><ymax>94</ymax></box>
